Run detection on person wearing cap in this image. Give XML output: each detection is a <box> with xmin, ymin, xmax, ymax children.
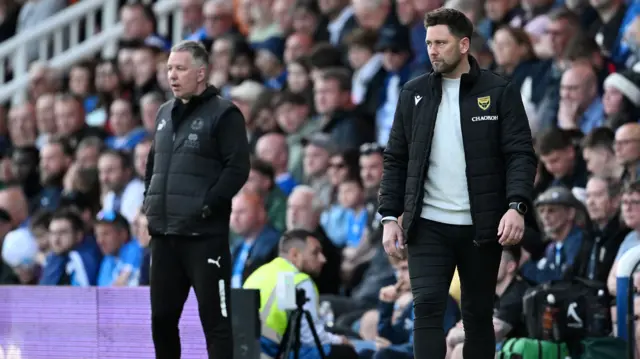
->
<box><xmin>520</xmin><ymin>186</ymin><xmax>585</xmax><ymax>284</ymax></box>
<box><xmin>375</xmin><ymin>24</ymin><xmax>414</xmax><ymax>146</ymax></box>
<box><xmin>378</xmin><ymin>9</ymin><xmax>537</xmax><ymax>359</ymax></box>
<box><xmin>144</xmin><ymin>40</ymin><xmax>249</xmax><ymax>359</ymax></box>
<box><xmin>95</xmin><ymin>210</ymin><xmax>143</xmax><ymax>287</ymax></box>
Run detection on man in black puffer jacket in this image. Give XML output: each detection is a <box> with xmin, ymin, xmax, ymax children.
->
<box><xmin>378</xmin><ymin>8</ymin><xmax>537</xmax><ymax>359</ymax></box>
<box><xmin>144</xmin><ymin>40</ymin><xmax>250</xmax><ymax>359</ymax></box>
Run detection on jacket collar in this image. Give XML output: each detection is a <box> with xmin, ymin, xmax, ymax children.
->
<box><xmin>430</xmin><ymin>55</ymin><xmax>481</xmax><ymax>88</ymax></box>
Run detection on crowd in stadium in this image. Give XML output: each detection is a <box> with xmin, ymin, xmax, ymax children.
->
<box><xmin>3</xmin><ymin>0</ymin><xmax>640</xmax><ymax>357</ymax></box>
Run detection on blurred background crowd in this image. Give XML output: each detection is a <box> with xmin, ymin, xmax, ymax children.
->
<box><xmin>3</xmin><ymin>0</ymin><xmax>640</xmax><ymax>357</ymax></box>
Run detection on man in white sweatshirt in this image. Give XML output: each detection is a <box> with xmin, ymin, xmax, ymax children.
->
<box><xmin>378</xmin><ymin>8</ymin><xmax>537</xmax><ymax>359</ymax></box>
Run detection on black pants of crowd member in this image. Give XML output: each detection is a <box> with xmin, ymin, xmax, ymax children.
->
<box><xmin>408</xmin><ymin>219</ymin><xmax>502</xmax><ymax>359</ymax></box>
<box><xmin>150</xmin><ymin>235</ymin><xmax>233</xmax><ymax>359</ymax></box>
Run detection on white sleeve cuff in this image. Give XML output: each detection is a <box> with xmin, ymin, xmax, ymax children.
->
<box><xmin>380</xmin><ymin>216</ymin><xmax>398</xmax><ymax>225</ymax></box>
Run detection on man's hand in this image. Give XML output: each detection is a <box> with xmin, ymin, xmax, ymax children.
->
<box><xmin>498</xmin><ymin>209</ymin><xmax>524</xmax><ymax>246</ymax></box>
<box><xmin>557</xmin><ymin>99</ymin><xmax>579</xmax><ymax>130</ymax></box>
<box><xmin>379</xmin><ymin>283</ymin><xmax>401</xmax><ymax>303</ymax></box>
<box><xmin>382</xmin><ymin>221</ymin><xmax>405</xmax><ymax>259</ymax></box>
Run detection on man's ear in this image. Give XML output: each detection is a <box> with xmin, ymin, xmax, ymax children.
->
<box><xmin>459</xmin><ymin>37</ymin><xmax>470</xmax><ymax>55</ymax></box>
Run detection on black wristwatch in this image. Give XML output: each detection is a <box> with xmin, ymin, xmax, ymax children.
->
<box><xmin>509</xmin><ymin>202</ymin><xmax>528</xmax><ymax>215</ymax></box>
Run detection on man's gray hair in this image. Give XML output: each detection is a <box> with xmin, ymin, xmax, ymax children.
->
<box><xmin>290</xmin><ymin>185</ymin><xmax>324</xmax><ymax>213</ymax></box>
<box><xmin>170</xmin><ymin>40</ymin><xmax>210</xmax><ymax>68</ymax></box>
<box><xmin>140</xmin><ymin>91</ymin><xmax>165</xmax><ymax>107</ymax></box>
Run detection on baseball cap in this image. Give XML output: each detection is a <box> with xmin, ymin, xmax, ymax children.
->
<box><xmin>534</xmin><ymin>186</ymin><xmax>581</xmax><ymax>207</ymax></box>
<box><xmin>300</xmin><ymin>132</ymin><xmax>338</xmax><ymax>154</ymax></box>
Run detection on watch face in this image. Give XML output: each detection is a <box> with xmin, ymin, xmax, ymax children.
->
<box><xmin>518</xmin><ymin>203</ymin><xmax>527</xmax><ymax>214</ymax></box>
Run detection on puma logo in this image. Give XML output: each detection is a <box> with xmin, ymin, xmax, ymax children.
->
<box><xmin>207</xmin><ymin>256</ymin><xmax>221</xmax><ymax>268</ymax></box>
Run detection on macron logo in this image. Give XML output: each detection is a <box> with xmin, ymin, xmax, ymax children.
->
<box><xmin>207</xmin><ymin>256</ymin><xmax>221</xmax><ymax>268</ymax></box>
<box><xmin>414</xmin><ymin>95</ymin><xmax>422</xmax><ymax>105</ymax></box>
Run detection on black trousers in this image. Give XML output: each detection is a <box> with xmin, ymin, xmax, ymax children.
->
<box><xmin>408</xmin><ymin>219</ymin><xmax>502</xmax><ymax>359</ymax></box>
<box><xmin>150</xmin><ymin>235</ymin><xmax>233</xmax><ymax>359</ymax></box>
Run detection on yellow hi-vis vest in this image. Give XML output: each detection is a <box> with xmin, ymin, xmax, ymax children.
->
<box><xmin>243</xmin><ymin>257</ymin><xmax>319</xmax><ymax>346</ymax></box>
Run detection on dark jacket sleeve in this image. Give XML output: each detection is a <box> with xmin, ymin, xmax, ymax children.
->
<box><xmin>204</xmin><ymin>108</ymin><xmax>250</xmax><ymax>211</ymax></box>
<box><xmin>143</xmin><ymin>142</ymin><xmax>154</xmax><ymax>198</ymax></box>
<box><xmin>378</xmin><ymin>89</ymin><xmax>410</xmax><ymax>218</ymax></box>
<box><xmin>499</xmin><ymin>81</ymin><xmax>538</xmax><ymax>205</ymax></box>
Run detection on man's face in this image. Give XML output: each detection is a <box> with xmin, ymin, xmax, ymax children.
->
<box><xmin>203</xmin><ymin>3</ymin><xmax>233</xmax><ymax>38</ymax></box>
<box><xmin>69</xmin><ymin>67</ymin><xmax>91</xmax><ymax>97</ymax></box>
<box><xmin>353</xmin><ymin>0</ymin><xmax>388</xmax><ymax>30</ymax></box>
<box><xmin>35</xmin><ymin>95</ymin><xmax>57</xmax><ymax>135</ymax></box>
<box><xmin>615</xmin><ymin>126</ymin><xmax>640</xmax><ymax>165</ymax></box>
<box><xmin>338</xmin><ymin>181</ymin><xmax>363</xmax><ymax>209</ymax></box>
<box><xmin>11</xmin><ymin>150</ymin><xmax>37</xmax><ymax>181</ymax></box>
<box><xmin>359</xmin><ymin>153</ymin><xmax>383</xmax><ymax>190</ymax></box>
<box><xmin>284</xmin><ymin>34</ymin><xmax>312</xmax><ymax>64</ymax></box>
<box><xmin>141</xmin><ymin>100</ymin><xmax>161</xmax><ymax>133</ymax></box>
<box><xmin>623</xmin><ymin>191</ymin><xmax>640</xmax><ymax>229</ymax></box>
<box><xmin>181</xmin><ymin>0</ymin><xmax>203</xmax><ymax>31</ymax></box>
<box><xmin>546</xmin><ymin>19</ymin><xmax>575</xmax><ymax>57</ymax></box>
<box><xmin>48</xmin><ymin>219</ymin><xmax>78</xmax><ymax>254</ymax></box>
<box><xmin>134</xmin><ymin>142</ymin><xmax>151</xmax><ymax>178</ymax></box>
<box><xmin>54</xmin><ymin>100</ymin><xmax>83</xmax><ymax>136</ymax></box>
<box><xmin>230</xmin><ymin>196</ymin><xmax>262</xmax><ymax>236</ymax></box>
<box><xmin>121</xmin><ymin>6</ymin><xmax>151</xmax><ymax>40</ymax></box>
<box><xmin>117</xmin><ymin>49</ymin><xmax>135</xmax><ymax>83</ymax></box>
<box><xmin>109</xmin><ymin>100</ymin><xmax>134</xmax><ymax>136</ymax></box>
<box><xmin>76</xmin><ymin>145</ymin><xmax>100</xmax><ymax>169</ymax></box>
<box><xmin>8</xmin><ymin>105</ymin><xmax>37</xmax><ymax>147</ymax></box>
<box><xmin>539</xmin><ymin>148</ymin><xmax>574</xmax><ymax>179</ymax></box>
<box><xmin>586</xmin><ymin>178</ymin><xmax>616</xmax><ymax>224</ymax></box>
<box><xmin>167</xmin><ymin>51</ymin><xmax>204</xmax><ymax>100</ymax></box>
<box><xmin>293</xmin><ymin>236</ymin><xmax>326</xmax><ymax>276</ymax></box>
<box><xmin>583</xmin><ymin>147</ymin><xmax>613</xmax><ymax>177</ymax></box>
<box><xmin>95</xmin><ymin>62</ymin><xmax>119</xmax><ymax>93</ymax></box>
<box><xmin>275</xmin><ymin>102</ymin><xmax>307</xmax><ymax>134</ymax></box>
<box><xmin>314</xmin><ymin>78</ymin><xmax>344</xmax><ymax>115</ymax></box>
<box><xmin>303</xmin><ymin>144</ymin><xmax>330</xmax><ymax>177</ymax></box>
<box><xmin>133</xmin><ymin>48</ymin><xmax>157</xmax><ymax>86</ymax></box>
<box><xmin>560</xmin><ymin>67</ymin><xmax>595</xmax><ymax>110</ymax></box>
<box><xmin>40</xmin><ymin>143</ymin><xmax>69</xmax><ymax>184</ymax></box>
<box><xmin>287</xmin><ymin>191</ymin><xmax>318</xmax><ymax>230</ymax></box>
<box><xmin>95</xmin><ymin>223</ymin><xmax>125</xmax><ymax>256</ymax></box>
<box><xmin>485</xmin><ymin>0</ymin><xmax>511</xmax><ymax>21</ymax></box>
<box><xmin>537</xmin><ymin>204</ymin><xmax>573</xmax><ymax>237</ymax></box>
<box><xmin>98</xmin><ymin>154</ymin><xmax>127</xmax><ymax>193</ymax></box>
<box><xmin>426</xmin><ymin>24</ymin><xmax>465</xmax><ymax>75</ymax></box>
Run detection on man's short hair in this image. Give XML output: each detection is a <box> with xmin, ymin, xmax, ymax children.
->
<box><xmin>279</xmin><ymin>229</ymin><xmax>316</xmax><ymax>254</ymax></box>
<box><xmin>50</xmin><ymin>208</ymin><xmax>85</xmax><ymax>233</ymax></box>
<box><xmin>423</xmin><ymin>7</ymin><xmax>474</xmax><ymax>40</ymax></box>
<box><xmin>47</xmin><ymin>138</ymin><xmax>74</xmax><ymax>157</ymax></box>
<box><xmin>623</xmin><ymin>180</ymin><xmax>640</xmax><ymax>196</ymax></box>
<box><xmin>564</xmin><ymin>33</ymin><xmax>600</xmax><ymax>62</ymax></box>
<box><xmin>250</xmin><ymin>158</ymin><xmax>275</xmax><ymax>183</ymax></box>
<box><xmin>140</xmin><ymin>91</ymin><xmax>166</xmax><ymax>107</ymax></box>
<box><xmin>320</xmin><ymin>67</ymin><xmax>352</xmax><ymax>92</ymax></box>
<box><xmin>589</xmin><ymin>175</ymin><xmax>622</xmax><ymax>198</ymax></box>
<box><xmin>503</xmin><ymin>245</ymin><xmax>521</xmax><ymax>265</ymax></box>
<box><xmin>100</xmin><ymin>149</ymin><xmax>133</xmax><ymax>170</ymax></box>
<box><xmin>55</xmin><ymin>92</ymin><xmax>83</xmax><ymax>107</ymax></box>
<box><xmin>171</xmin><ymin>40</ymin><xmax>210</xmax><ymax>67</ymax></box>
<box><xmin>580</xmin><ymin>127</ymin><xmax>614</xmax><ymax>152</ymax></box>
<box><xmin>29</xmin><ymin>209</ymin><xmax>52</xmax><ymax>231</ymax></box>
<box><xmin>308</xmin><ymin>43</ymin><xmax>343</xmax><ymax>69</ymax></box>
<box><xmin>548</xmin><ymin>7</ymin><xmax>580</xmax><ymax>27</ymax></box>
<box><xmin>344</xmin><ymin>28</ymin><xmax>378</xmax><ymax>50</ymax></box>
<box><xmin>77</xmin><ymin>136</ymin><xmax>105</xmax><ymax>153</ymax></box>
<box><xmin>536</xmin><ymin>128</ymin><xmax>573</xmax><ymax>156</ymax></box>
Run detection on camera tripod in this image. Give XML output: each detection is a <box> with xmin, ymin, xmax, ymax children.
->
<box><xmin>275</xmin><ymin>288</ymin><xmax>326</xmax><ymax>359</ymax></box>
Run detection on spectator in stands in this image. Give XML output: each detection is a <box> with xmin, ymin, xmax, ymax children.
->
<box><xmin>301</xmin><ymin>133</ymin><xmax>334</xmax><ymax>208</ymax></box>
<box><xmin>359</xmin><ymin>143</ymin><xmax>384</xmax><ymax>229</ymax></box>
<box><xmin>243</xmin><ymin>229</ymin><xmax>359</xmax><ymax>359</ymax></box>
<box><xmin>243</xmin><ymin>158</ymin><xmax>288</xmax><ymax>232</ymax></box>
<box><xmin>255</xmin><ymin>133</ymin><xmax>298</xmax><ymax>195</ymax></box>
<box><xmin>536</xmin><ymin>128</ymin><xmax>589</xmax><ymax>193</ymax></box>
<box><xmin>133</xmin><ymin>139</ymin><xmax>152</xmax><ymax>180</ymax></box>
<box><xmin>274</xmin><ymin>92</ymin><xmax>315</xmax><ymax>181</ymax></box>
<box><xmin>352</xmin><ymin>0</ymin><xmax>395</xmax><ymax>32</ymax></box>
<box><xmin>117</xmin><ymin>45</ymin><xmax>136</xmax><ymax>93</ymax></box>
<box><xmin>39</xmin><ymin>208</ymin><xmax>102</xmax><ymax>286</ymax></box>
<box><xmin>28</xmin><ymin>62</ymin><xmax>60</xmax><ymax>103</ymax></box>
<box><xmin>97</xmin><ymin>150</ymin><xmax>144</xmax><ymax>224</ymax></box>
<box><xmin>492</xmin><ymin>26</ymin><xmax>538</xmax><ymax>90</ymax></box>
<box><xmin>603</xmin><ymin>67</ymin><xmax>640</xmax><ymax>130</ymax></box>
<box><xmin>229</xmin><ymin>80</ymin><xmax>267</xmax><ymax>128</ymax></box>
<box><xmin>7</xmin><ymin>102</ymin><xmax>37</xmax><ymax>148</ymax></box>
<box><xmin>75</xmin><ymin>136</ymin><xmax>104</xmax><ymax>170</ymax></box>
<box><xmin>557</xmin><ymin>62</ymin><xmax>604</xmax><ymax>133</ymax></box>
<box><xmin>345</xmin><ymin>29</ymin><xmax>385</xmax><ymax>118</ymax></box>
<box><xmin>34</xmin><ymin>93</ymin><xmax>57</xmax><ymax>149</ymax></box>
<box><xmin>68</xmin><ymin>61</ymin><xmax>99</xmax><ymax>114</ymax></box>
<box><xmin>396</xmin><ymin>0</ymin><xmax>440</xmax><ymax>75</ymax></box>
<box><xmin>132</xmin><ymin>45</ymin><xmax>164</xmax><ymax>107</ymax></box>
<box><xmin>28</xmin><ymin>209</ymin><xmax>51</xmax><ymax>266</ymax></box>
<box><xmin>308</xmin><ymin>43</ymin><xmax>344</xmax><ymax>82</ymax></box>
<box><xmin>521</xmin><ymin>186</ymin><xmax>585</xmax><ymax>284</ymax></box>
<box><xmin>570</xmin><ymin>176</ymin><xmax>628</xmax><ymax>282</ymax></box>
<box><xmin>284</xmin><ymin>32</ymin><xmax>314</xmax><ymax>65</ymax></box>
<box><xmin>230</xmin><ymin>191</ymin><xmax>281</xmax><ymax>288</ymax></box>
<box><xmin>317</xmin><ymin>0</ymin><xmax>357</xmax><ymax>46</ymax></box>
<box><xmin>133</xmin><ymin>210</ymin><xmax>151</xmax><ymax>286</ymax></box>
<box><xmin>615</xmin><ymin>123</ymin><xmax>640</xmax><ymax>184</ymax></box>
<box><xmin>292</xmin><ymin>0</ymin><xmax>329</xmax><ymax>43</ymax></box>
<box><xmin>181</xmin><ymin>0</ymin><xmax>205</xmax><ymax>38</ymax></box>
<box><xmin>608</xmin><ymin>180</ymin><xmax>640</xmax><ymax>295</ymax></box>
<box><xmin>105</xmin><ymin>99</ymin><xmax>147</xmax><ymax>151</ymax></box>
<box><xmin>255</xmin><ymin>37</ymin><xmax>288</xmax><ymax>90</ymax></box>
<box><xmin>1</xmin><ymin>227</ymin><xmax>39</xmax><ymax>284</ymax></box>
<box><xmin>314</xmin><ymin>68</ymin><xmax>374</xmax><ymax>149</ymax></box>
<box><xmin>581</xmin><ymin>127</ymin><xmax>624</xmax><ymax>179</ymax></box>
<box><xmin>120</xmin><ymin>2</ymin><xmax>171</xmax><ymax>51</ymax></box>
<box><xmin>476</xmin><ymin>0</ymin><xmax>523</xmax><ymax>39</ymax></box>
<box><xmin>15</xmin><ymin>0</ymin><xmax>66</xmax><ymax>62</ymax></box>
<box><xmin>287</xmin><ymin>185</ymin><xmax>341</xmax><ymax>294</ymax></box>
<box><xmin>35</xmin><ymin>139</ymin><xmax>72</xmax><ymax>212</ymax></box>
<box><xmin>11</xmin><ymin>145</ymin><xmax>40</xmax><ymax>202</ymax></box>
<box><xmin>587</xmin><ymin>0</ymin><xmax>627</xmax><ymax>60</ymax></box>
<box><xmin>447</xmin><ymin>247</ymin><xmax>529</xmax><ymax>358</ymax></box>
<box><xmin>139</xmin><ymin>92</ymin><xmax>165</xmax><ymax>134</ymax></box>
<box><xmin>54</xmin><ymin>93</ymin><xmax>105</xmax><ymax>151</ymax></box>
<box><xmin>272</xmin><ymin>0</ymin><xmax>295</xmax><ymax>34</ymax></box>
<box><xmin>95</xmin><ymin>210</ymin><xmax>142</xmax><ymax>287</ymax></box>
<box><xmin>563</xmin><ymin>34</ymin><xmax>616</xmax><ymax>95</ymax></box>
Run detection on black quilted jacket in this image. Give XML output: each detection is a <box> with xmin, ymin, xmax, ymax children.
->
<box><xmin>378</xmin><ymin>56</ymin><xmax>538</xmax><ymax>245</ymax></box>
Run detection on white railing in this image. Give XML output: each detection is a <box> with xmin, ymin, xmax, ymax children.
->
<box><xmin>0</xmin><ymin>0</ymin><xmax>182</xmax><ymax>105</ymax></box>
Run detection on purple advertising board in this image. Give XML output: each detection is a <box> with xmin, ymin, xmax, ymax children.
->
<box><xmin>0</xmin><ymin>287</ymin><xmax>207</xmax><ymax>359</ymax></box>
